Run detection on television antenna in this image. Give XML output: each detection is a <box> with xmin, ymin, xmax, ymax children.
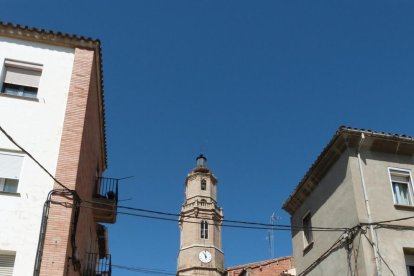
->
<box><xmin>267</xmin><ymin>212</ymin><xmax>281</xmax><ymax>259</ymax></box>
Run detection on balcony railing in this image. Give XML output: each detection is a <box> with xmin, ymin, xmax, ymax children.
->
<box><xmin>83</xmin><ymin>253</ymin><xmax>111</xmax><ymax>276</ymax></box>
<box><xmin>95</xmin><ymin>177</ymin><xmax>119</xmax><ymax>202</ymax></box>
<box><xmin>92</xmin><ymin>177</ymin><xmax>119</xmax><ymax>223</ymax></box>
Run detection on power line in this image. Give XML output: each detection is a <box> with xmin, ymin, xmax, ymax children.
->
<box><xmin>112</xmin><ymin>264</ymin><xmax>175</xmax><ymax>275</ymax></box>
<box><xmin>0</xmin><ymin>125</ymin><xmax>73</xmax><ymax>193</ymax></box>
<box><xmin>362</xmin><ymin>230</ymin><xmax>395</xmax><ymax>276</ymax></box>
<box><xmin>297</xmin><ymin>229</ymin><xmax>351</xmax><ymax>276</ymax></box>
<box><xmin>81</xmin><ymin>199</ymin><xmax>348</xmax><ymax>232</ymax></box>
<box><xmin>364</xmin><ymin>215</ymin><xmax>414</xmax><ymax>225</ymax></box>
<box><xmin>78</xmin><ymin>202</ymin><xmax>347</xmax><ymax>232</ymax></box>
<box><xmin>0</xmin><ymin>125</ymin><xmax>350</xmax><ymax>232</ymax></box>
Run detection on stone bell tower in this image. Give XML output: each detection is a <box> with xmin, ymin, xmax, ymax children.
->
<box><xmin>177</xmin><ymin>154</ymin><xmax>224</xmax><ymax>276</ymax></box>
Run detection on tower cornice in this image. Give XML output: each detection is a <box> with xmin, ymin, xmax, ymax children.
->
<box><xmin>186</xmin><ymin>171</ymin><xmax>217</xmax><ymax>184</ymax></box>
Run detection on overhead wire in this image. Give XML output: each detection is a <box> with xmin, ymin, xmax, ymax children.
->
<box><xmin>81</xmin><ymin>199</ymin><xmax>348</xmax><ymax>232</ymax></box>
<box><xmin>1</xmin><ymin>125</ymin><xmax>412</xmax><ymax>275</ymax></box>
<box><xmin>362</xmin><ymin>230</ymin><xmax>395</xmax><ymax>276</ymax></box>
<box><xmin>112</xmin><ymin>264</ymin><xmax>175</xmax><ymax>275</ymax></box>
<box><xmin>0</xmin><ymin>125</ymin><xmax>73</xmax><ymax>192</ymax></box>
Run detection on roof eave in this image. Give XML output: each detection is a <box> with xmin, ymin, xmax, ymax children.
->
<box><xmin>282</xmin><ymin>126</ymin><xmax>414</xmax><ymax>215</ymax></box>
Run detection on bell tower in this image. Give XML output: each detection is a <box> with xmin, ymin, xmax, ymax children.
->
<box><xmin>177</xmin><ymin>154</ymin><xmax>224</xmax><ymax>276</ymax></box>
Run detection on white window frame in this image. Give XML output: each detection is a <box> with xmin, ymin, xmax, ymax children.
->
<box><xmin>302</xmin><ymin>211</ymin><xmax>313</xmax><ymax>249</ymax></box>
<box><xmin>387</xmin><ymin>167</ymin><xmax>414</xmax><ymax>206</ymax></box>
<box><xmin>0</xmin><ymin>151</ymin><xmax>24</xmax><ymax>194</ymax></box>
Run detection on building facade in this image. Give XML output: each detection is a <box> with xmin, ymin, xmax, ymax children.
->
<box><xmin>283</xmin><ymin>126</ymin><xmax>414</xmax><ymax>275</ymax></box>
<box><xmin>177</xmin><ymin>155</ymin><xmax>225</xmax><ymax>276</ymax></box>
<box><xmin>225</xmin><ymin>257</ymin><xmax>295</xmax><ymax>276</ymax></box>
<box><xmin>0</xmin><ymin>22</ymin><xmax>117</xmax><ymax>275</ymax></box>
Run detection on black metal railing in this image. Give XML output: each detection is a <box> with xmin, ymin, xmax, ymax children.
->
<box><xmin>95</xmin><ymin>177</ymin><xmax>118</xmax><ymax>203</ymax></box>
<box><xmin>83</xmin><ymin>253</ymin><xmax>111</xmax><ymax>276</ymax></box>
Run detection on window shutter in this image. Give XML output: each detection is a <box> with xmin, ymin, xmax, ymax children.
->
<box><xmin>0</xmin><ymin>254</ymin><xmax>15</xmax><ymax>276</ymax></box>
<box><xmin>0</xmin><ymin>153</ymin><xmax>24</xmax><ymax>179</ymax></box>
<box><xmin>4</xmin><ymin>66</ymin><xmax>41</xmax><ymax>88</ymax></box>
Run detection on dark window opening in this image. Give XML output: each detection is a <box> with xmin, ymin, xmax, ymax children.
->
<box><xmin>201</xmin><ymin>179</ymin><xmax>206</xmax><ymax>191</ymax></box>
<box><xmin>201</xmin><ymin>220</ymin><xmax>208</xmax><ymax>239</ymax></box>
<box><xmin>1</xmin><ymin>83</ymin><xmax>38</xmax><ymax>98</ymax></box>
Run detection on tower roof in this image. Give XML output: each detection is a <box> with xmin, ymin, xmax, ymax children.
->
<box><xmin>192</xmin><ymin>154</ymin><xmax>210</xmax><ymax>173</ymax></box>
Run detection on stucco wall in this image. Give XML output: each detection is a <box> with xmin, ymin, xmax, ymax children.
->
<box><xmin>291</xmin><ymin>151</ymin><xmax>365</xmax><ymax>275</ymax></box>
<box><xmin>0</xmin><ymin>37</ymin><xmax>74</xmax><ymax>276</ymax></box>
<box><xmin>352</xmin><ymin>149</ymin><xmax>414</xmax><ymax>275</ymax></box>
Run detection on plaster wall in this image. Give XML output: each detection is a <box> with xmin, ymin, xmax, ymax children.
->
<box><xmin>291</xmin><ymin>151</ymin><xmax>367</xmax><ymax>275</ymax></box>
<box><xmin>352</xmin><ymin>150</ymin><xmax>414</xmax><ymax>275</ymax></box>
<box><xmin>0</xmin><ymin>37</ymin><xmax>74</xmax><ymax>275</ymax></box>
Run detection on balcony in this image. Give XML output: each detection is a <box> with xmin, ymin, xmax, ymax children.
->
<box><xmin>83</xmin><ymin>253</ymin><xmax>111</xmax><ymax>276</ymax></box>
<box><xmin>92</xmin><ymin>177</ymin><xmax>118</xmax><ymax>223</ymax></box>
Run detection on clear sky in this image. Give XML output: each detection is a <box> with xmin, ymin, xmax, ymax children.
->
<box><xmin>2</xmin><ymin>0</ymin><xmax>414</xmax><ymax>275</ymax></box>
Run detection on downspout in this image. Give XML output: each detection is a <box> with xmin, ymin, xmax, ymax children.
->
<box><xmin>357</xmin><ymin>133</ymin><xmax>381</xmax><ymax>276</ymax></box>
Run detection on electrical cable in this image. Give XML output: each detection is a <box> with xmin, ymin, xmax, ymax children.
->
<box><xmin>362</xmin><ymin>230</ymin><xmax>395</xmax><ymax>276</ymax></box>
<box><xmin>78</xmin><ymin>202</ymin><xmax>348</xmax><ymax>232</ymax></box>
<box><xmin>297</xmin><ymin>230</ymin><xmax>349</xmax><ymax>276</ymax></box>
<box><xmin>0</xmin><ymin>125</ymin><xmax>73</xmax><ymax>192</ymax></box>
<box><xmin>365</xmin><ymin>215</ymin><xmax>414</xmax><ymax>225</ymax></box>
<box><xmin>112</xmin><ymin>264</ymin><xmax>175</xmax><ymax>275</ymax></box>
<box><xmin>81</xmin><ymin>199</ymin><xmax>348</xmax><ymax>232</ymax></box>
<box><xmin>0</xmin><ymin>126</ymin><xmax>349</xmax><ymax>232</ymax></box>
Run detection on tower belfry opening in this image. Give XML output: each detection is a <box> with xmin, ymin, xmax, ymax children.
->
<box><xmin>177</xmin><ymin>155</ymin><xmax>224</xmax><ymax>276</ymax></box>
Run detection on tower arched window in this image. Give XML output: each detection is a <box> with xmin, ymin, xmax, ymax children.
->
<box><xmin>201</xmin><ymin>179</ymin><xmax>206</xmax><ymax>191</ymax></box>
<box><xmin>201</xmin><ymin>220</ymin><xmax>208</xmax><ymax>239</ymax></box>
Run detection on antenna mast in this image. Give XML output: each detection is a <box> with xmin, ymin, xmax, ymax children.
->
<box><xmin>268</xmin><ymin>212</ymin><xmax>280</xmax><ymax>259</ymax></box>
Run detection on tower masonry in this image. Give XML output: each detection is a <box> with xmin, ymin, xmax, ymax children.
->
<box><xmin>177</xmin><ymin>155</ymin><xmax>224</xmax><ymax>276</ymax></box>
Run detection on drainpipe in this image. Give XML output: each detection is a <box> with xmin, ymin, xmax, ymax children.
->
<box><xmin>357</xmin><ymin>133</ymin><xmax>381</xmax><ymax>276</ymax></box>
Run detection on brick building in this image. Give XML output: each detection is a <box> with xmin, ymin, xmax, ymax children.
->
<box><xmin>225</xmin><ymin>257</ymin><xmax>295</xmax><ymax>276</ymax></box>
<box><xmin>0</xmin><ymin>22</ymin><xmax>117</xmax><ymax>275</ymax></box>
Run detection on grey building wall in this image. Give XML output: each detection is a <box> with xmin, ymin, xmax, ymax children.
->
<box><xmin>291</xmin><ymin>151</ymin><xmax>369</xmax><ymax>275</ymax></box>
<box><xmin>352</xmin><ymin>149</ymin><xmax>414</xmax><ymax>275</ymax></box>
<box><xmin>291</xmin><ymin>147</ymin><xmax>414</xmax><ymax>275</ymax></box>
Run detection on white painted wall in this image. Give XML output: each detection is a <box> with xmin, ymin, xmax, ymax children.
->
<box><xmin>0</xmin><ymin>37</ymin><xmax>75</xmax><ymax>276</ymax></box>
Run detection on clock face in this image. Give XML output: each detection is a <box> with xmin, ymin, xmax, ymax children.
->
<box><xmin>199</xmin><ymin>250</ymin><xmax>212</xmax><ymax>263</ymax></box>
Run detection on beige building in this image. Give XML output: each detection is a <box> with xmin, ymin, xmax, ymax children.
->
<box><xmin>177</xmin><ymin>155</ymin><xmax>225</xmax><ymax>276</ymax></box>
<box><xmin>283</xmin><ymin>126</ymin><xmax>414</xmax><ymax>275</ymax></box>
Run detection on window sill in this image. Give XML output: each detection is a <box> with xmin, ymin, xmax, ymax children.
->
<box><xmin>394</xmin><ymin>204</ymin><xmax>414</xmax><ymax>211</ymax></box>
<box><xmin>303</xmin><ymin>241</ymin><xmax>314</xmax><ymax>255</ymax></box>
<box><xmin>0</xmin><ymin>191</ymin><xmax>20</xmax><ymax>197</ymax></box>
<box><xmin>0</xmin><ymin>93</ymin><xmax>39</xmax><ymax>102</ymax></box>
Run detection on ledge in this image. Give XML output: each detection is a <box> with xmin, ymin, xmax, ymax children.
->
<box><xmin>303</xmin><ymin>241</ymin><xmax>314</xmax><ymax>255</ymax></box>
<box><xmin>394</xmin><ymin>204</ymin><xmax>414</xmax><ymax>211</ymax></box>
<box><xmin>0</xmin><ymin>191</ymin><xmax>21</xmax><ymax>197</ymax></box>
<box><xmin>0</xmin><ymin>93</ymin><xmax>39</xmax><ymax>102</ymax></box>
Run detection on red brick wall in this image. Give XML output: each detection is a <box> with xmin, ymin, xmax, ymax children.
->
<box><xmin>226</xmin><ymin>257</ymin><xmax>294</xmax><ymax>276</ymax></box>
<box><xmin>39</xmin><ymin>48</ymin><xmax>104</xmax><ymax>276</ymax></box>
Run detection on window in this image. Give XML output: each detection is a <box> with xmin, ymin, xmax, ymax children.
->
<box><xmin>405</xmin><ymin>251</ymin><xmax>414</xmax><ymax>276</ymax></box>
<box><xmin>0</xmin><ymin>252</ymin><xmax>16</xmax><ymax>276</ymax></box>
<box><xmin>0</xmin><ymin>153</ymin><xmax>24</xmax><ymax>194</ymax></box>
<box><xmin>408</xmin><ymin>266</ymin><xmax>414</xmax><ymax>276</ymax></box>
<box><xmin>389</xmin><ymin>169</ymin><xmax>413</xmax><ymax>206</ymax></box>
<box><xmin>302</xmin><ymin>212</ymin><xmax>313</xmax><ymax>248</ymax></box>
<box><xmin>1</xmin><ymin>60</ymin><xmax>42</xmax><ymax>98</ymax></box>
<box><xmin>201</xmin><ymin>179</ymin><xmax>206</xmax><ymax>191</ymax></box>
<box><xmin>200</xmin><ymin>220</ymin><xmax>208</xmax><ymax>239</ymax></box>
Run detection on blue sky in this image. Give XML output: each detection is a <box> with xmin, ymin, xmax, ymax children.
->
<box><xmin>2</xmin><ymin>0</ymin><xmax>414</xmax><ymax>275</ymax></box>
